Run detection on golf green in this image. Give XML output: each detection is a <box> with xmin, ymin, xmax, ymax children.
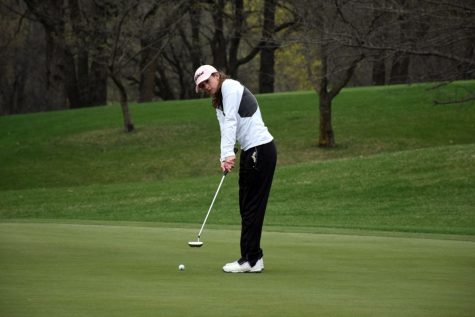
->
<box><xmin>1</xmin><ymin>222</ymin><xmax>474</xmax><ymax>317</ymax></box>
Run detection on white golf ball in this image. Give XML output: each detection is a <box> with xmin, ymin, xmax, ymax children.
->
<box><xmin>178</xmin><ymin>264</ymin><xmax>185</xmax><ymax>271</ymax></box>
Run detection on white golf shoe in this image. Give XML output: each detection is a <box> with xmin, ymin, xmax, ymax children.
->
<box><xmin>252</xmin><ymin>258</ymin><xmax>264</xmax><ymax>272</ymax></box>
<box><xmin>222</xmin><ymin>258</ymin><xmax>264</xmax><ymax>273</ymax></box>
<box><xmin>223</xmin><ymin>260</ymin><xmax>251</xmax><ymax>273</ymax></box>
<box><xmin>249</xmin><ymin>258</ymin><xmax>264</xmax><ymax>273</ymax></box>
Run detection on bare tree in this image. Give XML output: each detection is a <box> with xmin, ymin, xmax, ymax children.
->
<box><xmin>21</xmin><ymin>0</ymin><xmax>68</xmax><ymax>110</ymax></box>
<box><xmin>0</xmin><ymin>0</ymin><xmax>31</xmax><ymax>114</ymax></box>
<box><xmin>1</xmin><ymin>0</ymin><xmax>113</xmax><ymax>112</ymax></box>
<box><xmin>62</xmin><ymin>0</ymin><xmax>110</xmax><ymax>109</ymax></box>
<box><xmin>70</xmin><ymin>0</ymin><xmax>187</xmax><ymax>131</ymax></box>
<box><xmin>138</xmin><ymin>1</ymin><xmax>189</xmax><ymax>102</ymax></box>
<box><xmin>99</xmin><ymin>0</ymin><xmax>296</xmax><ymax>102</ymax></box>
<box><xmin>202</xmin><ymin>0</ymin><xmax>295</xmax><ymax>88</ymax></box>
<box><xmin>4</xmin><ymin>0</ymin><xmax>471</xmax><ymax>117</ymax></box>
<box><xmin>293</xmin><ymin>1</ymin><xmax>366</xmax><ymax>147</ymax></box>
<box><xmin>292</xmin><ymin>0</ymin><xmax>474</xmax><ymax>147</ymax></box>
<box><xmin>202</xmin><ymin>0</ymin><xmax>263</xmax><ymax>79</ymax></box>
<box><xmin>259</xmin><ymin>0</ymin><xmax>297</xmax><ymax>93</ymax></box>
<box><xmin>107</xmin><ymin>1</ymin><xmax>139</xmax><ymax>131</ymax></box>
<box><xmin>259</xmin><ymin>0</ymin><xmax>278</xmax><ymax>93</ymax></box>
<box><xmin>343</xmin><ymin>0</ymin><xmax>475</xmax><ymax>82</ymax></box>
<box><xmin>138</xmin><ymin>0</ymin><xmax>256</xmax><ymax>100</ymax></box>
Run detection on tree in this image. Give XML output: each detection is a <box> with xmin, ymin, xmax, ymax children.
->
<box><xmin>138</xmin><ymin>0</ymin><xmax>261</xmax><ymax>101</ymax></box>
<box><xmin>22</xmin><ymin>0</ymin><xmax>68</xmax><ymax>110</ymax></box>
<box><xmin>293</xmin><ymin>1</ymin><xmax>366</xmax><ymax>147</ymax></box>
<box><xmin>3</xmin><ymin>0</ymin><xmax>471</xmax><ymax>116</ymax></box>
<box><xmin>0</xmin><ymin>0</ymin><xmax>31</xmax><ymax>114</ymax></box>
<box><xmin>293</xmin><ymin>0</ymin><xmax>474</xmax><ymax>147</ymax></box>
<box><xmin>20</xmin><ymin>0</ymin><xmax>111</xmax><ymax>110</ymax></box>
<box><xmin>138</xmin><ymin>1</ymin><xmax>189</xmax><ymax>102</ymax></box>
<box><xmin>204</xmin><ymin>0</ymin><xmax>262</xmax><ymax>78</ymax></box>
<box><xmin>259</xmin><ymin>0</ymin><xmax>277</xmax><ymax>93</ymax></box>
<box><xmin>259</xmin><ymin>0</ymin><xmax>297</xmax><ymax>93</ymax></box>
<box><xmin>85</xmin><ymin>1</ymin><xmax>110</xmax><ymax>108</ymax></box>
<box><xmin>342</xmin><ymin>0</ymin><xmax>475</xmax><ymax>83</ymax></box>
<box><xmin>106</xmin><ymin>0</ymin><xmax>188</xmax><ymax>131</ymax></box>
<box><xmin>194</xmin><ymin>0</ymin><xmax>295</xmax><ymax>92</ymax></box>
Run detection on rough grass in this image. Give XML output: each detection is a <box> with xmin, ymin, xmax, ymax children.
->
<box><xmin>1</xmin><ymin>143</ymin><xmax>474</xmax><ymax>234</ymax></box>
<box><xmin>1</xmin><ymin>81</ymin><xmax>474</xmax><ymax>190</ymax></box>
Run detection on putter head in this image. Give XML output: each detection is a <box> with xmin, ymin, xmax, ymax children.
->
<box><xmin>188</xmin><ymin>241</ymin><xmax>203</xmax><ymax>248</ymax></box>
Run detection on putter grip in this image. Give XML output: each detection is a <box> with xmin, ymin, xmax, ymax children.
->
<box><xmin>223</xmin><ymin>148</ymin><xmax>239</xmax><ymax>176</ymax></box>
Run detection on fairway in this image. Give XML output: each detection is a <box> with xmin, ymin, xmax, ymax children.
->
<box><xmin>1</xmin><ymin>222</ymin><xmax>474</xmax><ymax>317</ymax></box>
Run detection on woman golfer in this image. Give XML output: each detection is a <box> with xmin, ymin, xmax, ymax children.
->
<box><xmin>194</xmin><ymin>65</ymin><xmax>277</xmax><ymax>273</ymax></box>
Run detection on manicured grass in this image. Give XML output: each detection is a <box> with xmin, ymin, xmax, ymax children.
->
<box><xmin>1</xmin><ymin>222</ymin><xmax>474</xmax><ymax>317</ymax></box>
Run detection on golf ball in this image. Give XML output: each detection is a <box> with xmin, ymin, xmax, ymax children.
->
<box><xmin>178</xmin><ymin>264</ymin><xmax>185</xmax><ymax>271</ymax></box>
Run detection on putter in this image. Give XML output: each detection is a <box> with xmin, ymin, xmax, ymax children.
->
<box><xmin>188</xmin><ymin>171</ymin><xmax>228</xmax><ymax>248</ymax></box>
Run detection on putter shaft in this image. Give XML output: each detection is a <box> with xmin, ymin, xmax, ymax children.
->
<box><xmin>196</xmin><ymin>173</ymin><xmax>227</xmax><ymax>238</ymax></box>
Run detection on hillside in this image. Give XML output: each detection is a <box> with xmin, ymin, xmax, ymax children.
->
<box><xmin>1</xmin><ymin>81</ymin><xmax>474</xmax><ymax>234</ymax></box>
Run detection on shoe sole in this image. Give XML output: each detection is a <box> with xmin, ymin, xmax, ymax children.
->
<box><xmin>223</xmin><ymin>270</ymin><xmax>262</xmax><ymax>273</ymax></box>
<box><xmin>223</xmin><ymin>266</ymin><xmax>263</xmax><ymax>273</ymax></box>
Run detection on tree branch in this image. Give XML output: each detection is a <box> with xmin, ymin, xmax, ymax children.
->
<box><xmin>423</xmin><ymin>0</ymin><xmax>475</xmax><ymax>12</ymax></box>
<box><xmin>342</xmin><ymin>41</ymin><xmax>475</xmax><ymax>67</ymax></box>
<box><xmin>329</xmin><ymin>53</ymin><xmax>365</xmax><ymax>99</ymax></box>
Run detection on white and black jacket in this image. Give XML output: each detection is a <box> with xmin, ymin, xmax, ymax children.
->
<box><xmin>216</xmin><ymin>79</ymin><xmax>273</xmax><ymax>162</ymax></box>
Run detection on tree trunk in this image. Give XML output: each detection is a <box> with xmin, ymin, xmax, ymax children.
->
<box><xmin>389</xmin><ymin>0</ymin><xmax>410</xmax><ymax>84</ymax></box>
<box><xmin>372</xmin><ymin>57</ymin><xmax>386</xmax><ymax>85</ymax></box>
<box><xmin>313</xmin><ymin>41</ymin><xmax>335</xmax><ymax>148</ymax></box>
<box><xmin>259</xmin><ymin>0</ymin><xmax>277</xmax><ymax>93</ymax></box>
<box><xmin>111</xmin><ymin>73</ymin><xmax>134</xmax><ymax>132</ymax></box>
<box><xmin>44</xmin><ymin>29</ymin><xmax>67</xmax><ymax>110</ymax></box>
<box><xmin>190</xmin><ymin>4</ymin><xmax>202</xmax><ymax>71</ymax></box>
<box><xmin>309</xmin><ymin>42</ymin><xmax>363</xmax><ymax>148</ymax></box>
<box><xmin>227</xmin><ymin>0</ymin><xmax>243</xmax><ymax>78</ymax></box>
<box><xmin>23</xmin><ymin>0</ymin><xmax>68</xmax><ymax>110</ymax></box>
<box><xmin>155</xmin><ymin>66</ymin><xmax>176</xmax><ymax>100</ymax></box>
<box><xmin>389</xmin><ymin>51</ymin><xmax>410</xmax><ymax>84</ymax></box>
<box><xmin>461</xmin><ymin>36</ymin><xmax>475</xmax><ymax>79</ymax></box>
<box><xmin>64</xmin><ymin>48</ymin><xmax>83</xmax><ymax>108</ymax></box>
<box><xmin>2</xmin><ymin>63</ymin><xmax>27</xmax><ymax>115</ymax></box>
<box><xmin>67</xmin><ymin>0</ymin><xmax>88</xmax><ymax>108</ymax></box>
<box><xmin>89</xmin><ymin>58</ymin><xmax>108</xmax><ymax>107</ymax></box>
<box><xmin>315</xmin><ymin>46</ymin><xmax>335</xmax><ymax>147</ymax></box>
<box><xmin>88</xmin><ymin>1</ymin><xmax>109</xmax><ymax>107</ymax></box>
<box><xmin>259</xmin><ymin>49</ymin><xmax>276</xmax><ymax>93</ymax></box>
<box><xmin>318</xmin><ymin>91</ymin><xmax>335</xmax><ymax>147</ymax></box>
<box><xmin>211</xmin><ymin>0</ymin><xmax>227</xmax><ymax>70</ymax></box>
<box><xmin>138</xmin><ymin>40</ymin><xmax>158</xmax><ymax>103</ymax></box>
<box><xmin>77</xmin><ymin>50</ymin><xmax>90</xmax><ymax>106</ymax></box>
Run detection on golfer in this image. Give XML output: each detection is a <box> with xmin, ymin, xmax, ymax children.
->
<box><xmin>194</xmin><ymin>65</ymin><xmax>277</xmax><ymax>273</ymax></box>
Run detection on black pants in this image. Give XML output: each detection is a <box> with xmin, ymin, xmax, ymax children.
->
<box><xmin>239</xmin><ymin>140</ymin><xmax>277</xmax><ymax>267</ymax></box>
